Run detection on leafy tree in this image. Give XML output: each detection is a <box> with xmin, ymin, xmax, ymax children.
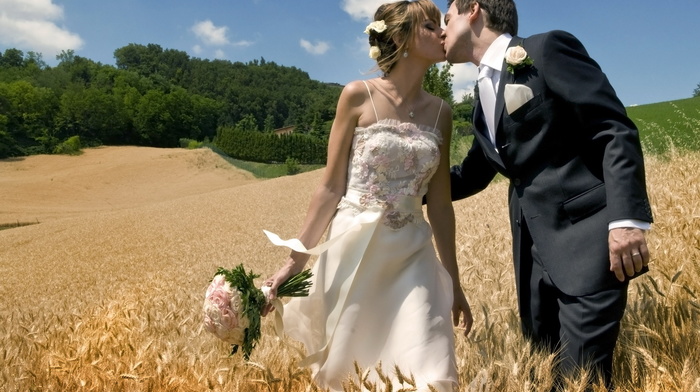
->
<box><xmin>55</xmin><ymin>50</ymin><xmax>104</xmax><ymax>86</ymax></box>
<box><xmin>190</xmin><ymin>93</ymin><xmax>222</xmax><ymax>141</ymax></box>
<box><xmin>133</xmin><ymin>89</ymin><xmax>173</xmax><ymax>146</ymax></box>
<box><xmin>114</xmin><ymin>43</ymin><xmax>163</xmax><ymax>75</ymax></box>
<box><xmin>694</xmin><ymin>82</ymin><xmax>700</xmax><ymax>98</ymax></box>
<box><xmin>452</xmin><ymin>94</ymin><xmax>474</xmax><ymax>136</ymax></box>
<box><xmin>25</xmin><ymin>51</ymin><xmax>47</xmax><ymax>68</ymax></box>
<box><xmin>0</xmin><ymin>80</ymin><xmax>58</xmax><ymax>154</ymax></box>
<box><xmin>56</xmin><ymin>49</ymin><xmax>76</xmax><ymax>64</ymax></box>
<box><xmin>159</xmin><ymin>48</ymin><xmax>191</xmax><ymax>84</ymax></box>
<box><xmin>0</xmin><ymin>48</ymin><xmax>24</xmax><ymax>68</ymax></box>
<box><xmin>423</xmin><ymin>63</ymin><xmax>454</xmax><ymax>106</ymax></box>
<box><xmin>55</xmin><ymin>86</ymin><xmax>126</xmax><ymax>145</ymax></box>
<box><xmin>263</xmin><ymin>114</ymin><xmax>275</xmax><ymax>132</ymax></box>
<box><xmin>114</xmin><ymin>44</ymin><xmax>190</xmax><ymax>86</ymax></box>
<box><xmin>235</xmin><ymin>114</ymin><xmax>259</xmax><ymax>133</ymax></box>
<box><xmin>0</xmin><ymin>114</ymin><xmax>15</xmax><ymax>158</ymax></box>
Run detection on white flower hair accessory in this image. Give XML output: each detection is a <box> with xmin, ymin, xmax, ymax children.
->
<box><xmin>364</xmin><ymin>20</ymin><xmax>387</xmax><ymax>35</ymax></box>
<box><xmin>504</xmin><ymin>45</ymin><xmax>533</xmax><ymax>74</ymax></box>
<box><xmin>368</xmin><ymin>46</ymin><xmax>381</xmax><ymax>59</ymax></box>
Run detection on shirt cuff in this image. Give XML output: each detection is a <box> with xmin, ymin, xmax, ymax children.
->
<box><xmin>608</xmin><ymin>219</ymin><xmax>651</xmax><ymax>231</ymax></box>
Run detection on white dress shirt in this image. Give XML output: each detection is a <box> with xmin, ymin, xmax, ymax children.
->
<box><xmin>478</xmin><ymin>34</ymin><xmax>512</xmax><ymax>146</ymax></box>
<box><xmin>478</xmin><ymin>33</ymin><xmax>513</xmax><ymax>96</ymax></box>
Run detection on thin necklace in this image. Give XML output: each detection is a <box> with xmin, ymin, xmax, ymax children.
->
<box><xmin>377</xmin><ymin>79</ymin><xmax>417</xmax><ymax>119</ymax></box>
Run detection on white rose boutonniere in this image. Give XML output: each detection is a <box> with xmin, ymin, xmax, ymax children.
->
<box><xmin>505</xmin><ymin>45</ymin><xmax>534</xmax><ymax>74</ymax></box>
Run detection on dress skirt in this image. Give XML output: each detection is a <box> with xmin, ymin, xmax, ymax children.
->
<box><xmin>273</xmin><ymin>190</ymin><xmax>458</xmax><ymax>391</ymax></box>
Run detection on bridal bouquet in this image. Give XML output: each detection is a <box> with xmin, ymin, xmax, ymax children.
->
<box><xmin>202</xmin><ymin>263</ymin><xmax>312</xmax><ymax>360</ymax></box>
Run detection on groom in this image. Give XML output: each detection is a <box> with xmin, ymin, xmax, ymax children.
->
<box><xmin>441</xmin><ymin>0</ymin><xmax>653</xmax><ymax>388</ymax></box>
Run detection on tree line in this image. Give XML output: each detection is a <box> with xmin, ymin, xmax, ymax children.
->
<box><xmin>0</xmin><ymin>45</ymin><xmax>473</xmax><ymax>162</ymax></box>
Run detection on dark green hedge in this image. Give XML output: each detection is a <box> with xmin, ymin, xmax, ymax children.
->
<box><xmin>214</xmin><ymin>126</ymin><xmax>326</xmax><ymax>164</ymax></box>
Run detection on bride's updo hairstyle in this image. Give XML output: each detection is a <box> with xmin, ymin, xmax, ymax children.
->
<box><xmin>367</xmin><ymin>0</ymin><xmax>442</xmax><ymax>75</ymax></box>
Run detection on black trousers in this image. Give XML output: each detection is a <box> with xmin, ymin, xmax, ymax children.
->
<box><xmin>516</xmin><ymin>219</ymin><xmax>628</xmax><ymax>389</ymax></box>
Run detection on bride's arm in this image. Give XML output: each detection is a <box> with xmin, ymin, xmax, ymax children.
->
<box><xmin>426</xmin><ymin>101</ymin><xmax>473</xmax><ymax>336</ymax></box>
<box><xmin>263</xmin><ymin>81</ymin><xmax>366</xmax><ymax>299</ymax></box>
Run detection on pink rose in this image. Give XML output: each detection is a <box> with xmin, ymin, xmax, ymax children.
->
<box><xmin>205</xmin><ymin>274</ymin><xmax>227</xmax><ymax>298</ymax></box>
<box><xmin>203</xmin><ymin>277</ymin><xmax>248</xmax><ymax>344</ymax></box>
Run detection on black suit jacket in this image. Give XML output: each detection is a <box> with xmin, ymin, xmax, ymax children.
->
<box><xmin>451</xmin><ymin>30</ymin><xmax>653</xmax><ymax>296</ymax></box>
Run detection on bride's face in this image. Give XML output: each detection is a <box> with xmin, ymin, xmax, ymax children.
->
<box><xmin>411</xmin><ymin>17</ymin><xmax>446</xmax><ymax>63</ymax></box>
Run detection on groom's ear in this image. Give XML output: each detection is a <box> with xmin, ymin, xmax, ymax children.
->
<box><xmin>468</xmin><ymin>2</ymin><xmax>482</xmax><ymax>23</ymax></box>
<box><xmin>469</xmin><ymin>1</ymin><xmax>480</xmax><ymax>15</ymax></box>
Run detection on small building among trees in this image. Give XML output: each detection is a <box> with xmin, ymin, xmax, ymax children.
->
<box><xmin>274</xmin><ymin>126</ymin><xmax>295</xmax><ymax>136</ymax></box>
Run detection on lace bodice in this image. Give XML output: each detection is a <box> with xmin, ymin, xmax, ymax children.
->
<box><xmin>348</xmin><ymin>118</ymin><xmax>442</xmax><ymax>198</ymax></box>
<box><xmin>339</xmin><ymin>119</ymin><xmax>443</xmax><ymax>229</ymax></box>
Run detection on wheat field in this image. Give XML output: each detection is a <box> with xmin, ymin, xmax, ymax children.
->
<box><xmin>1</xmin><ymin>146</ymin><xmax>698</xmax><ymax>392</ymax></box>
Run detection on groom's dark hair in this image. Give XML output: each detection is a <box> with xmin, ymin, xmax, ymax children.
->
<box><xmin>448</xmin><ymin>0</ymin><xmax>518</xmax><ymax>36</ymax></box>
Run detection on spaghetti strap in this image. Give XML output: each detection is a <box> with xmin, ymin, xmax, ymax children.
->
<box><xmin>362</xmin><ymin>80</ymin><xmax>379</xmax><ymax>123</ymax></box>
<box><xmin>433</xmin><ymin>99</ymin><xmax>444</xmax><ymax>130</ymax></box>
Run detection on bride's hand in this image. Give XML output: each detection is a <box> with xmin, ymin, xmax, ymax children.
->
<box><xmin>452</xmin><ymin>289</ymin><xmax>473</xmax><ymax>336</ymax></box>
<box><xmin>260</xmin><ymin>258</ymin><xmax>302</xmax><ymax>317</ymax></box>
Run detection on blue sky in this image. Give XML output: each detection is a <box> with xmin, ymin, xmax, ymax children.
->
<box><xmin>1</xmin><ymin>0</ymin><xmax>698</xmax><ymax>107</ymax></box>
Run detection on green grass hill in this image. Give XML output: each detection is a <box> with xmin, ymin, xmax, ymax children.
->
<box><xmin>627</xmin><ymin>96</ymin><xmax>700</xmax><ymax>154</ymax></box>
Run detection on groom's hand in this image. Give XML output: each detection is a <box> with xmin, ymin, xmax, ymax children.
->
<box><xmin>608</xmin><ymin>227</ymin><xmax>650</xmax><ymax>282</ymax></box>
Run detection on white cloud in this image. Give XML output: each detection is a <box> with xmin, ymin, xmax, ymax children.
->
<box><xmin>300</xmin><ymin>39</ymin><xmax>331</xmax><ymax>55</ymax></box>
<box><xmin>341</xmin><ymin>0</ymin><xmax>385</xmax><ymax>21</ymax></box>
<box><xmin>0</xmin><ymin>0</ymin><xmax>83</xmax><ymax>56</ymax></box>
<box><xmin>232</xmin><ymin>40</ymin><xmax>253</xmax><ymax>48</ymax></box>
<box><xmin>214</xmin><ymin>49</ymin><xmax>226</xmax><ymax>59</ymax></box>
<box><xmin>191</xmin><ymin>20</ymin><xmax>230</xmax><ymax>46</ymax></box>
<box><xmin>1</xmin><ymin>0</ymin><xmax>63</xmax><ymax>19</ymax></box>
<box><xmin>342</xmin><ymin>0</ymin><xmax>447</xmax><ymax>23</ymax></box>
<box><xmin>190</xmin><ymin>20</ymin><xmax>252</xmax><ymax>59</ymax></box>
<box><xmin>450</xmin><ymin>63</ymin><xmax>479</xmax><ymax>101</ymax></box>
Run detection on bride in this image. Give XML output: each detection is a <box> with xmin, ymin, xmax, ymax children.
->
<box><xmin>261</xmin><ymin>1</ymin><xmax>473</xmax><ymax>390</ymax></box>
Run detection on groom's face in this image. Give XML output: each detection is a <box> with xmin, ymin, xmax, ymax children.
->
<box><xmin>441</xmin><ymin>2</ymin><xmax>472</xmax><ymax>64</ymax></box>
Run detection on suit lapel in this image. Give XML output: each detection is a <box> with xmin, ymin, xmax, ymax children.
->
<box><xmin>473</xmin><ymin>95</ymin><xmax>487</xmax><ymax>139</ymax></box>
<box><xmin>472</xmin><ymin>101</ymin><xmax>506</xmax><ymax>172</ymax></box>
<box><xmin>494</xmin><ymin>38</ymin><xmax>520</xmax><ymax>134</ymax></box>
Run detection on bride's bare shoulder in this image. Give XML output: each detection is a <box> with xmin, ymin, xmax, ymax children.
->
<box><xmin>341</xmin><ymin>80</ymin><xmax>372</xmax><ymax>98</ymax></box>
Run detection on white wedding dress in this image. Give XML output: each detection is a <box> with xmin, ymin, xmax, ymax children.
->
<box><xmin>268</xmin><ymin>81</ymin><xmax>458</xmax><ymax>392</ymax></box>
